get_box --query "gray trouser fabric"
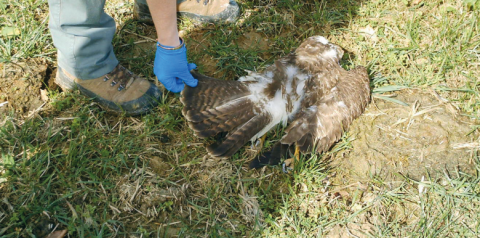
[48,0,118,80]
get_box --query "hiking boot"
[134,0,240,24]
[55,64,162,116]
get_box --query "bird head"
[295,36,344,70]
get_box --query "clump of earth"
[333,89,478,183]
[0,59,55,120]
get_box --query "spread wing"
[181,72,272,158]
[281,67,370,153]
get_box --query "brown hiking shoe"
[134,0,240,23]
[55,64,162,116]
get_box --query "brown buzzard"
[181,36,370,168]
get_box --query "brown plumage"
[180,36,370,167]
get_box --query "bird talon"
[282,162,293,173]
[254,139,261,148]
[252,134,268,151]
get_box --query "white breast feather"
[296,74,308,95]
[321,48,338,60]
[338,101,347,108]
[288,74,308,120]
[245,74,272,107]
[265,71,274,78]
[290,95,304,120]
[313,36,329,44]
[250,89,289,141]
[285,66,297,79]
[242,59,310,142]
[284,66,298,94]
[239,71,272,82]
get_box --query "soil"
[0,59,55,120]
[333,89,478,183]
[235,31,270,52]
[186,29,271,79]
[185,28,226,78]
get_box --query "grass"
[1,0,480,237]
[0,0,55,62]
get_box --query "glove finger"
[181,72,198,88]
[188,63,197,71]
[169,80,185,93]
[157,77,178,92]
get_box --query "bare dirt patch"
[186,29,272,79]
[0,59,53,119]
[333,89,478,183]
[186,28,223,77]
[235,31,270,52]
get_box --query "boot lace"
[103,65,136,91]
[196,0,210,5]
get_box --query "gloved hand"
[154,41,198,93]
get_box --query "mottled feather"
[181,36,371,165]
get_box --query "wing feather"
[182,71,276,158]
[281,66,370,154]
[207,112,271,157]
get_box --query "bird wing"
[181,71,275,158]
[182,53,302,158]
[281,66,370,153]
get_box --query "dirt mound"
[0,59,53,119]
[333,89,478,182]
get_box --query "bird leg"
[252,134,268,152]
[282,144,300,173]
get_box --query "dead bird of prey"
[181,36,370,170]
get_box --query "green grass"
[1,0,480,237]
[0,0,55,62]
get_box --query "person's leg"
[48,0,161,116]
[48,0,117,80]
[134,0,240,24]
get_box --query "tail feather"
[297,133,314,153]
[207,112,271,157]
[249,142,293,169]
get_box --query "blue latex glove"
[154,42,198,93]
